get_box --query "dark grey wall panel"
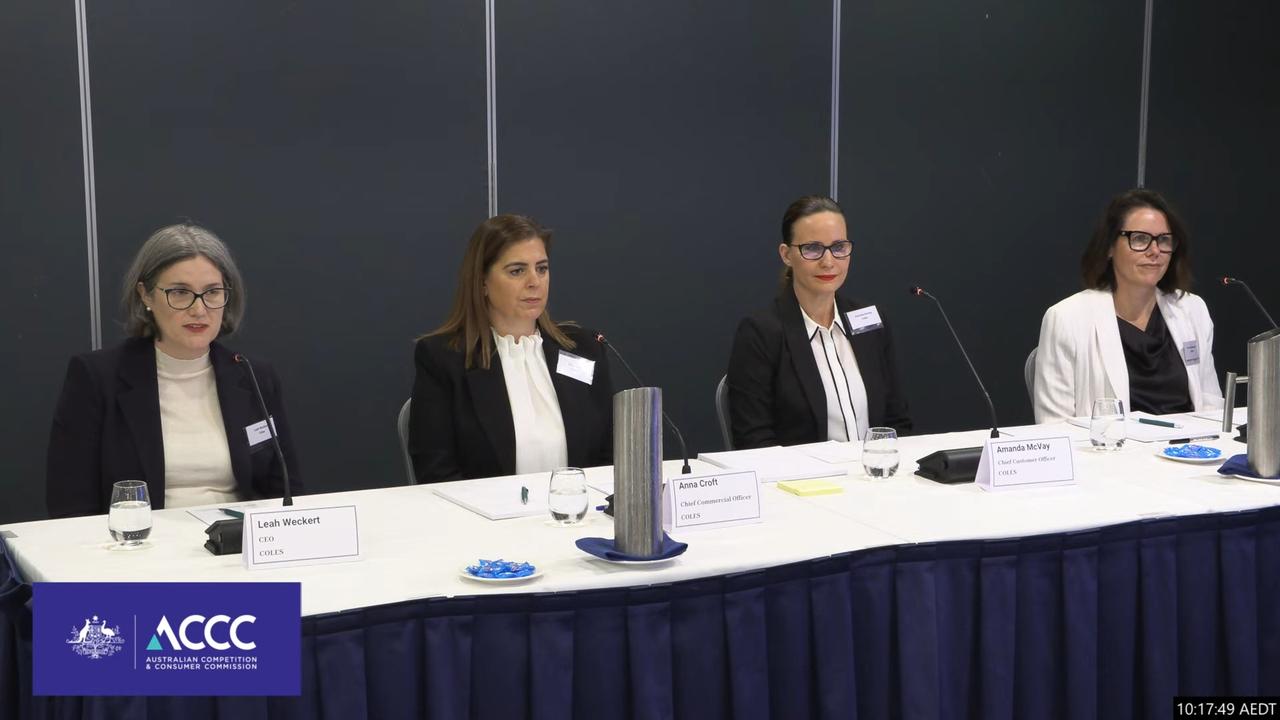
[840,0,1145,433]
[0,1,89,523]
[497,0,832,455]
[86,1,487,494]
[1146,1,1280,386]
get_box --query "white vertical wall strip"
[485,0,498,216]
[1136,0,1153,188]
[74,0,102,350]
[829,0,842,201]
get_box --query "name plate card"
[663,470,762,531]
[243,505,361,570]
[976,436,1076,491]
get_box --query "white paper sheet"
[697,446,844,483]
[433,475,550,520]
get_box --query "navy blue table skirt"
[2,507,1278,719]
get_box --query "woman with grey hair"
[45,224,302,518]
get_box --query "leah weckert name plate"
[34,582,300,696]
[244,504,361,570]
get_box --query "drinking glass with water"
[862,427,900,478]
[108,480,152,547]
[548,467,588,526]
[1090,398,1126,451]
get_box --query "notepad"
[698,446,842,483]
[776,479,844,496]
[433,475,549,520]
[1064,411,1216,443]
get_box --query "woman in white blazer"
[1034,189,1223,423]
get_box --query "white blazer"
[1033,288,1224,423]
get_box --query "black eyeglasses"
[156,287,232,310]
[1119,231,1177,253]
[789,239,854,261]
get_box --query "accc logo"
[147,615,257,651]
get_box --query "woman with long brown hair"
[408,214,613,482]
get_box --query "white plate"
[1232,474,1280,485]
[1156,446,1223,464]
[591,554,679,566]
[459,565,543,583]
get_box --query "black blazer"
[727,291,912,449]
[409,325,614,483]
[45,337,302,519]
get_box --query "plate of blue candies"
[460,559,541,583]
[1157,444,1223,464]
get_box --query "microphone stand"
[910,286,998,483]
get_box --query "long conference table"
[2,417,1279,719]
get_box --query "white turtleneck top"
[155,346,238,507]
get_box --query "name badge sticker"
[1182,340,1200,366]
[974,435,1076,491]
[245,417,277,447]
[557,351,595,385]
[845,306,884,335]
[243,505,361,570]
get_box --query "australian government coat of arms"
[66,615,125,659]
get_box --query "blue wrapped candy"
[465,558,536,579]
[1163,444,1222,460]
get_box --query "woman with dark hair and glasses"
[409,214,613,483]
[45,224,302,518]
[1033,188,1223,423]
[725,195,911,449]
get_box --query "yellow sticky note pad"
[776,479,844,497]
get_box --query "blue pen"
[220,508,244,519]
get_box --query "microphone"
[909,286,998,484]
[1222,276,1279,330]
[234,353,294,506]
[909,286,1000,438]
[595,332,692,475]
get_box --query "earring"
[145,306,152,312]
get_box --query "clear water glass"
[548,467,588,526]
[862,427,900,478]
[1090,397,1127,451]
[108,480,152,547]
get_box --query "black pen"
[1168,435,1219,445]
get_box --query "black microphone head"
[594,332,607,344]
[1222,276,1237,286]
[233,353,246,363]
[909,286,924,297]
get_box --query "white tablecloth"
[6,420,1276,617]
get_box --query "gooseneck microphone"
[1222,276,1279,330]
[595,333,693,475]
[910,286,1000,438]
[234,354,294,506]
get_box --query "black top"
[409,325,614,483]
[45,337,303,519]
[1117,306,1194,415]
[726,291,912,449]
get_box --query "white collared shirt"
[493,329,569,474]
[800,302,869,442]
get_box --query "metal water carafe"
[1223,328,1280,476]
[612,387,663,556]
